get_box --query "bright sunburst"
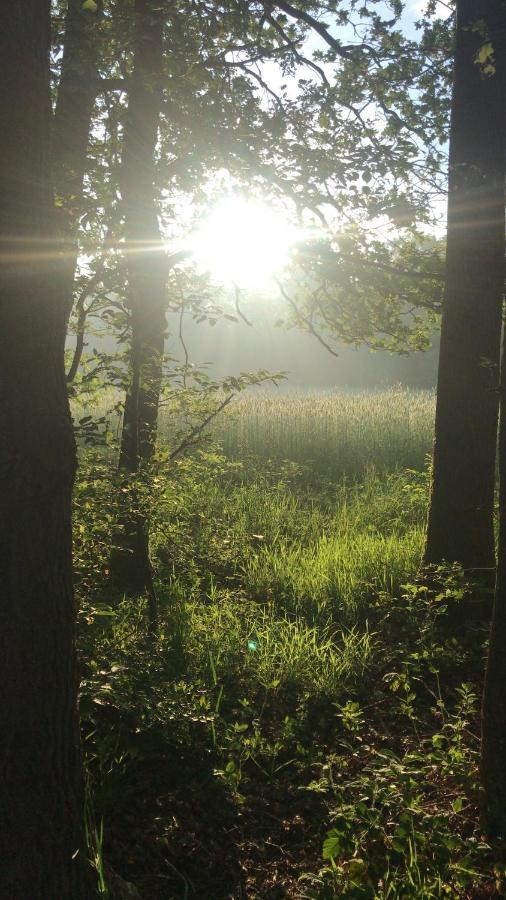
[189,197,298,289]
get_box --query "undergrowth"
[73,389,500,898]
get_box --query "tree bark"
[110,0,167,617]
[119,0,167,470]
[53,0,103,327]
[482,301,506,838]
[0,3,88,897]
[423,0,505,574]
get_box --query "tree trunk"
[119,0,167,471]
[53,0,103,326]
[110,0,166,618]
[0,3,88,896]
[119,298,166,472]
[423,0,505,574]
[482,305,506,838]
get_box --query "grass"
[74,387,500,898]
[74,384,435,478]
[198,386,435,476]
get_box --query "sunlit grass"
[198,386,435,477]
[76,388,433,706]
[245,526,424,624]
[75,386,494,898]
[163,594,376,702]
[146,465,428,698]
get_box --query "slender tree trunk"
[110,0,166,620]
[119,0,167,471]
[119,299,166,471]
[53,0,103,327]
[423,0,505,574]
[0,3,88,896]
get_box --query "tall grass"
[146,466,427,700]
[165,596,376,702]
[240,469,427,623]
[204,386,435,477]
[78,388,432,706]
[76,386,490,899]
[245,526,424,624]
[73,385,434,479]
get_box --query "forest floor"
[75,389,504,898]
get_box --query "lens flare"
[189,197,297,289]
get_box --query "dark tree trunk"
[119,0,167,472]
[423,0,505,574]
[110,0,166,619]
[53,0,103,326]
[0,3,88,897]
[119,302,166,472]
[482,308,506,838]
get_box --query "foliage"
[302,586,495,898]
[56,0,453,367]
[287,231,444,354]
[71,389,500,897]
[12,0,504,894]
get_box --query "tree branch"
[274,276,340,357]
[266,0,353,60]
[295,244,445,283]
[234,283,253,326]
[168,394,235,461]
[66,271,104,382]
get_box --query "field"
[202,387,435,476]
[75,388,497,898]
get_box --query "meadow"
[74,387,497,898]
[201,387,435,476]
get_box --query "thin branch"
[177,286,189,388]
[168,394,235,462]
[234,283,253,326]
[264,12,394,153]
[66,270,104,382]
[202,40,300,69]
[274,276,339,358]
[68,246,191,384]
[265,11,330,86]
[237,62,286,111]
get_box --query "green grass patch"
[73,388,500,898]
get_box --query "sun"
[189,197,298,289]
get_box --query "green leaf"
[452,796,464,813]
[475,41,495,74]
[82,0,98,10]
[322,829,342,861]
